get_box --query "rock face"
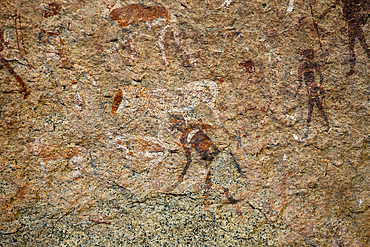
[0,0,369,245]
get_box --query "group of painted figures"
[110,0,370,206]
[320,0,370,76]
[297,0,370,136]
[1,0,369,209]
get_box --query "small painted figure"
[168,115,219,191]
[107,3,192,66]
[320,0,370,76]
[239,60,255,73]
[236,59,271,123]
[43,3,61,18]
[295,49,329,139]
[168,114,241,206]
[112,88,123,115]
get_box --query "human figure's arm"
[319,0,340,19]
[294,65,303,97]
[315,62,324,91]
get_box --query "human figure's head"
[301,49,315,60]
[169,114,186,132]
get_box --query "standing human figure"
[320,0,370,76]
[167,115,220,192]
[167,114,244,209]
[295,49,329,139]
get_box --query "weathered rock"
[1,0,369,245]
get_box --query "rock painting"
[295,49,329,140]
[113,79,220,129]
[320,0,370,76]
[106,3,192,66]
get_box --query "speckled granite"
[1,0,369,246]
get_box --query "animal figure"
[114,80,221,126]
[106,3,192,66]
[110,4,170,27]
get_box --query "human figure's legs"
[356,24,370,58]
[301,97,315,140]
[347,22,357,76]
[165,160,192,192]
[203,167,213,205]
[346,18,370,76]
[306,97,315,129]
[315,97,330,130]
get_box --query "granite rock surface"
[1,0,369,246]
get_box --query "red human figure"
[320,0,370,76]
[295,49,329,139]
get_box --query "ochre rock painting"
[107,2,192,66]
[320,0,370,76]
[1,0,369,246]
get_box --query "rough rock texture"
[1,0,369,246]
